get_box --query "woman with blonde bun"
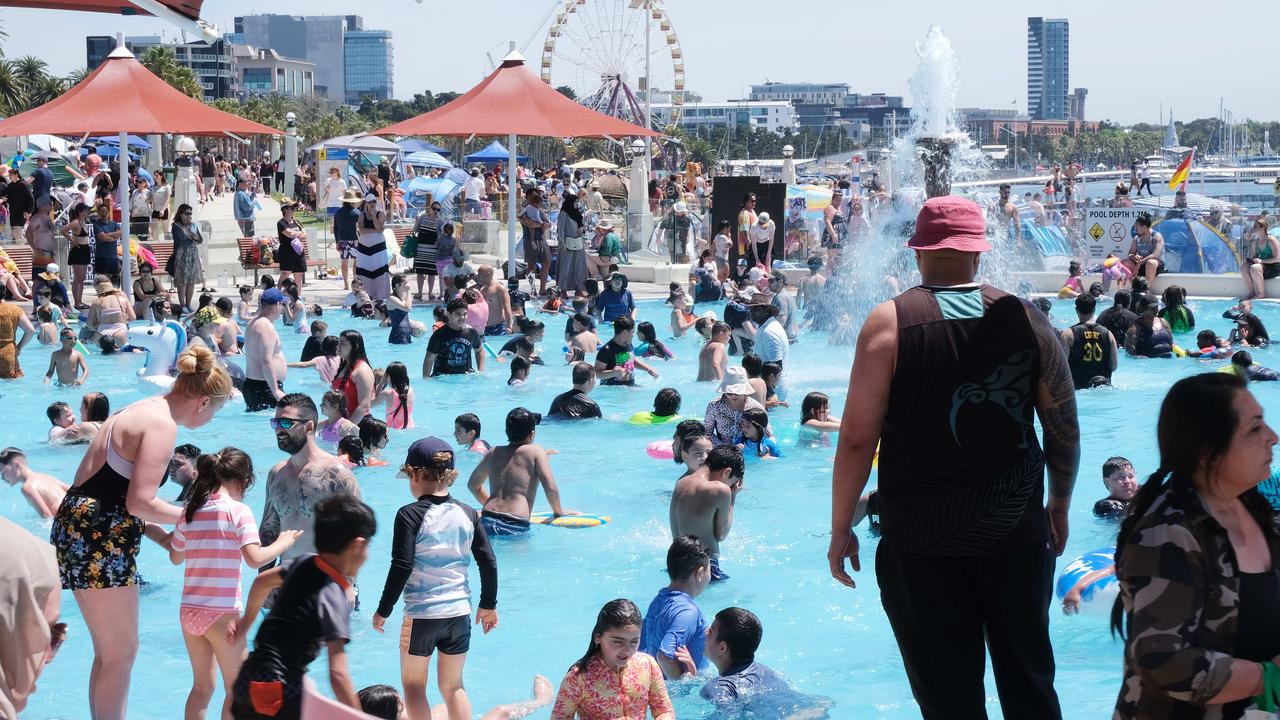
[50,344,232,720]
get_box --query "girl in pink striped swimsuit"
[168,448,302,720]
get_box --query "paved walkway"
[144,195,679,306]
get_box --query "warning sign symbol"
[1110,223,1127,241]
[1089,223,1104,240]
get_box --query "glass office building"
[343,29,393,105]
[1027,17,1069,121]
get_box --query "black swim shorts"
[400,615,471,657]
[243,378,282,412]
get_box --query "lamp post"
[627,137,650,253]
[283,111,297,200]
[781,144,796,185]
[173,135,199,212]
[999,125,1019,175]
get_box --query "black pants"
[261,175,272,194]
[876,540,1061,720]
[1138,178,1152,196]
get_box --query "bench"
[141,241,174,278]
[237,237,326,284]
[1,244,33,278]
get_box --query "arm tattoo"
[1031,304,1081,499]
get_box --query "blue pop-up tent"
[90,134,151,149]
[398,138,450,156]
[465,140,527,164]
[1155,218,1241,274]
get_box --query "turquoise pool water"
[6,295,1280,719]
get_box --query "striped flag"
[1167,147,1196,191]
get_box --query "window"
[243,67,273,92]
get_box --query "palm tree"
[11,56,48,88]
[140,46,202,99]
[28,75,66,106]
[0,61,22,115]
[65,67,90,86]
[684,137,719,169]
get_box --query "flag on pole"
[1168,147,1196,191]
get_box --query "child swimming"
[735,408,783,459]
[797,392,841,447]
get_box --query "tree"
[140,46,202,99]
[555,85,577,101]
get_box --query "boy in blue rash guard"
[640,535,712,679]
[374,437,498,720]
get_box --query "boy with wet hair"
[1093,456,1137,520]
[453,413,491,455]
[640,535,713,680]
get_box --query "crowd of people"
[5,133,1280,720]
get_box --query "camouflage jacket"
[1114,482,1278,719]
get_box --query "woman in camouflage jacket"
[1112,373,1280,719]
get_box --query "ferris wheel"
[539,0,686,128]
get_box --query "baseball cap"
[398,436,455,476]
[260,288,285,305]
[907,196,991,252]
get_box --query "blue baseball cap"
[260,288,285,305]
[399,436,455,476]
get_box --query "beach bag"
[399,231,418,259]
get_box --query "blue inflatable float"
[1055,547,1116,603]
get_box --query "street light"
[999,126,1020,175]
[631,138,646,158]
[781,144,796,185]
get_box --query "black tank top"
[878,285,1047,556]
[1132,321,1172,357]
[1067,322,1114,389]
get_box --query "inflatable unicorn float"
[127,320,244,394]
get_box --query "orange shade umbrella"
[371,51,657,276]
[0,46,278,295]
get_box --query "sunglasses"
[269,417,306,431]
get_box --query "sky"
[1,0,1275,126]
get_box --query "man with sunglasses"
[259,393,360,568]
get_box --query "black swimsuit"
[50,422,144,590]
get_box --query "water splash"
[824,26,1015,330]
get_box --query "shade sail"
[370,53,659,140]
[4,0,202,19]
[0,47,278,137]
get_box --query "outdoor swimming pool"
[7,295,1280,719]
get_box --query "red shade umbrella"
[371,51,658,277]
[0,47,277,137]
[5,0,202,18]
[0,45,278,293]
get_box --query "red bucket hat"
[907,196,991,252]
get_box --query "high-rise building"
[1027,17,1069,121]
[1068,87,1088,121]
[86,35,234,101]
[343,29,394,105]
[233,14,392,104]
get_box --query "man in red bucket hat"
[826,196,1079,718]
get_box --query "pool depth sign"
[1084,207,1145,262]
